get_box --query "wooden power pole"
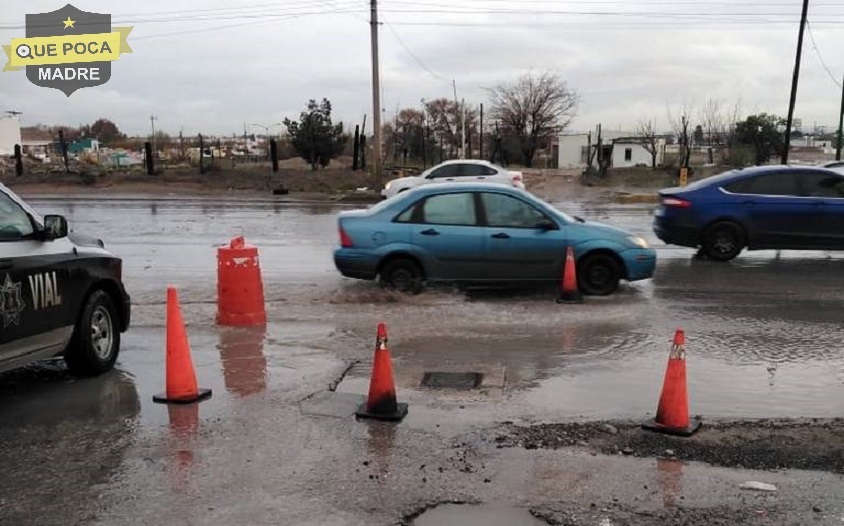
[782,0,810,165]
[837,75,844,161]
[370,0,383,190]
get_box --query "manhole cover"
[421,372,483,389]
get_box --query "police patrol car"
[0,183,130,376]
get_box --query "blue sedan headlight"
[627,235,649,249]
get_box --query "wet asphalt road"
[1,193,843,525]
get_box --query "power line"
[382,20,450,82]
[805,20,842,88]
[4,1,839,29]
[0,2,364,30]
[389,0,844,4]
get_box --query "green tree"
[734,113,785,165]
[90,118,124,144]
[283,99,348,170]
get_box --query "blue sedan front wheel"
[577,254,622,296]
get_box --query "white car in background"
[381,160,525,199]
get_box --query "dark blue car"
[334,183,656,295]
[653,165,844,261]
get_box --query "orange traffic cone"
[556,246,583,304]
[153,286,212,404]
[355,323,408,421]
[642,329,701,436]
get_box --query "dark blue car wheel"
[577,254,621,296]
[702,221,744,261]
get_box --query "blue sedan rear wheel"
[379,257,424,294]
[577,254,621,296]
[702,220,745,261]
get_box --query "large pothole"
[410,503,547,526]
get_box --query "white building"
[557,130,634,169]
[0,114,22,156]
[611,137,666,168]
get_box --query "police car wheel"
[65,290,120,376]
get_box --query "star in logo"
[63,17,76,29]
[0,274,25,329]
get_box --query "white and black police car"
[0,183,130,376]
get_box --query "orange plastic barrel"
[216,236,267,326]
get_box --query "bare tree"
[723,97,743,146]
[667,102,694,168]
[636,119,660,169]
[699,98,721,146]
[422,99,478,159]
[487,71,579,167]
[666,101,695,143]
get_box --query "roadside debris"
[740,481,778,492]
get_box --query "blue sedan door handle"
[491,232,510,239]
[420,228,440,236]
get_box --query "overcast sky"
[2,0,844,137]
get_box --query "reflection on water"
[0,367,141,525]
[218,326,268,397]
[656,458,684,509]
[366,421,397,475]
[167,402,200,493]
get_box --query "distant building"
[0,114,22,156]
[67,137,100,154]
[610,137,666,168]
[557,130,644,169]
[104,151,143,167]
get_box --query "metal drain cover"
[421,372,483,389]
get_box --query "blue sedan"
[653,165,844,261]
[333,183,656,295]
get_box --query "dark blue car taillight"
[661,196,692,208]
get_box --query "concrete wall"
[0,116,22,156]
[557,134,589,168]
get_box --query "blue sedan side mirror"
[536,219,558,231]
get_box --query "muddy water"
[22,195,844,420]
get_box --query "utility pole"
[150,115,158,161]
[370,0,383,190]
[461,98,466,159]
[452,80,460,158]
[782,0,810,165]
[479,103,484,160]
[837,75,844,161]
